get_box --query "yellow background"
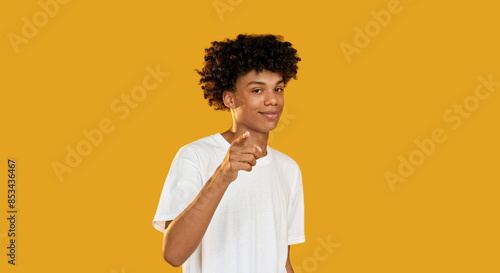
[1,0,499,272]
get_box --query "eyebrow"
[247,79,284,86]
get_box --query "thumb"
[253,144,263,159]
[233,131,250,145]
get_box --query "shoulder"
[268,147,303,191]
[269,146,301,172]
[175,134,222,161]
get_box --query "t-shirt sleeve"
[287,164,305,245]
[152,145,204,232]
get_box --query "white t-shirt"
[152,133,305,273]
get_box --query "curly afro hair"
[196,34,301,111]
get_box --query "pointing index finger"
[233,131,250,145]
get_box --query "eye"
[275,87,284,92]
[252,89,263,93]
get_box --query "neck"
[221,126,269,157]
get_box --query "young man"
[152,34,305,272]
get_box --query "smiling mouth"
[259,111,280,119]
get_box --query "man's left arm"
[286,245,294,273]
[286,163,304,273]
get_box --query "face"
[223,69,285,133]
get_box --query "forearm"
[162,166,230,266]
[286,245,294,273]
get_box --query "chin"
[260,124,280,133]
[248,119,280,133]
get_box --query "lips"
[260,111,280,119]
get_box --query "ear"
[222,90,235,109]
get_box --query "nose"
[264,90,278,106]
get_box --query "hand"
[219,131,263,183]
